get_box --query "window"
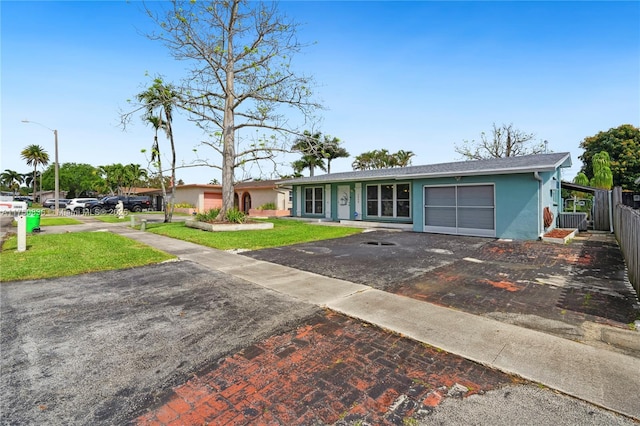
[365,183,411,218]
[304,187,323,214]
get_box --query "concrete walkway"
[21,219,640,420]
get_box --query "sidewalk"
[27,220,640,419]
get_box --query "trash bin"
[26,209,41,233]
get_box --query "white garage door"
[424,184,495,237]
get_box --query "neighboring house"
[278,152,572,240]
[172,184,223,212]
[234,180,292,215]
[168,180,291,215]
[122,187,159,195]
[39,190,68,202]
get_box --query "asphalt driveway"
[243,230,640,346]
[2,221,639,424]
[0,261,317,425]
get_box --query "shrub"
[172,202,195,208]
[194,208,220,222]
[257,202,277,210]
[225,208,246,224]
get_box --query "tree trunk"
[218,1,238,221]
[167,114,176,223]
[32,167,37,202]
[153,135,169,223]
[220,91,235,219]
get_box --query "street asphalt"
[1,215,639,425]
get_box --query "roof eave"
[279,153,573,185]
[401,165,564,180]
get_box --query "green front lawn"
[39,217,83,226]
[7,216,82,229]
[0,218,361,282]
[146,218,363,251]
[0,232,175,282]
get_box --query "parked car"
[101,195,151,213]
[42,198,70,210]
[65,198,98,214]
[83,198,106,215]
[13,196,33,202]
[13,196,33,206]
[83,195,151,215]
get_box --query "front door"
[242,193,251,214]
[337,185,350,220]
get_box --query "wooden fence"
[613,187,640,294]
[593,190,611,231]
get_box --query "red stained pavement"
[136,310,515,425]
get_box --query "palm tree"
[99,163,127,195]
[138,78,179,222]
[373,149,393,168]
[1,169,23,195]
[321,136,349,174]
[292,131,349,175]
[394,150,415,167]
[292,131,326,177]
[123,164,148,195]
[21,144,49,201]
[22,172,42,201]
[352,151,375,170]
[292,156,327,177]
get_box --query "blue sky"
[2,1,639,185]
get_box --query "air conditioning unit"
[558,212,588,231]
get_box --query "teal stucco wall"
[291,171,551,239]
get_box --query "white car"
[65,198,98,214]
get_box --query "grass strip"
[0,232,175,282]
[146,218,363,251]
[39,217,83,226]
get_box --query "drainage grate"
[363,241,396,246]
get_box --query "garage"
[423,184,495,237]
[203,192,222,211]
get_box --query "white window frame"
[304,186,324,215]
[365,182,411,219]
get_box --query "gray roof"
[279,152,572,185]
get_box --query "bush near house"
[257,202,277,210]
[194,209,221,222]
[173,202,195,208]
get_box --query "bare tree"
[455,123,545,160]
[145,0,320,220]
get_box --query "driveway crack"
[492,343,507,363]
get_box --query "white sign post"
[17,215,26,252]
